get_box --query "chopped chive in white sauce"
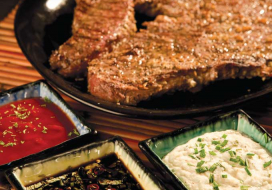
[162,130,272,190]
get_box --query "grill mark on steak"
[87,0,272,105]
[50,0,136,78]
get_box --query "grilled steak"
[88,0,272,105]
[49,0,136,78]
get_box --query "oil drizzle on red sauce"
[0,98,77,165]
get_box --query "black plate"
[14,0,272,118]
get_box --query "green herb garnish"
[194,148,199,154]
[200,149,206,158]
[209,151,217,156]
[13,122,18,128]
[221,140,228,147]
[212,141,220,145]
[0,141,5,146]
[14,110,30,120]
[245,158,249,167]
[44,97,52,103]
[246,153,255,157]
[220,147,231,153]
[189,154,197,160]
[42,126,48,134]
[3,142,15,147]
[240,186,250,190]
[229,150,235,157]
[222,174,227,178]
[209,163,218,172]
[245,167,252,176]
[215,145,221,150]
[213,181,219,190]
[222,134,227,139]
[209,174,214,183]
[197,160,205,167]
[73,129,80,136]
[200,143,206,149]
[196,166,208,173]
[197,138,202,142]
[239,159,246,166]
[264,133,268,143]
[263,160,272,168]
[233,140,239,146]
[218,163,226,170]
[230,157,240,163]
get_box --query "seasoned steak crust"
[88,0,272,105]
[49,0,136,78]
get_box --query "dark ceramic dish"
[139,110,272,189]
[14,0,272,118]
[5,135,167,190]
[0,80,97,186]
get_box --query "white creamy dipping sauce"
[162,130,272,190]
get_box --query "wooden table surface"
[1,6,272,188]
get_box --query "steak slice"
[49,0,136,78]
[88,0,272,105]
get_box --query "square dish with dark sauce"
[26,153,142,190]
[5,135,167,190]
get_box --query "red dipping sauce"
[0,98,77,165]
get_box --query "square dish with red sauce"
[0,80,97,187]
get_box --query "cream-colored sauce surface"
[162,130,272,190]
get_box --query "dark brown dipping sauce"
[26,153,143,190]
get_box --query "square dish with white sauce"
[0,80,96,188]
[5,135,167,190]
[139,110,272,190]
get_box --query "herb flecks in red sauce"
[0,98,77,165]
[26,154,142,190]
